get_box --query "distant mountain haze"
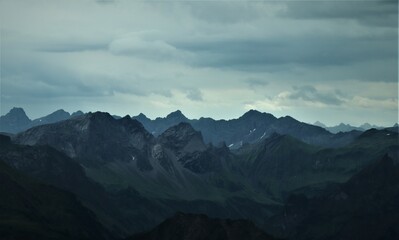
[0,107,84,134]
[1,107,393,137]
[313,120,385,133]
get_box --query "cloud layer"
[0,0,397,126]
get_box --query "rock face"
[13,112,234,199]
[14,112,229,176]
[127,212,279,240]
[157,123,224,174]
[14,112,155,169]
[159,122,206,153]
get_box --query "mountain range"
[1,108,398,239]
[0,107,83,134]
[0,108,369,148]
[313,121,385,134]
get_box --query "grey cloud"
[37,43,108,53]
[246,78,268,88]
[0,0,397,125]
[186,89,203,101]
[109,35,188,62]
[283,0,398,27]
[289,85,344,106]
[186,2,260,24]
[1,55,147,99]
[170,34,397,79]
[154,90,173,98]
[96,0,115,4]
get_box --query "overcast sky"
[0,0,397,126]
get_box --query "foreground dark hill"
[0,149,111,239]
[0,134,180,237]
[268,154,399,240]
[233,129,399,200]
[127,212,279,240]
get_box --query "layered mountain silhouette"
[1,108,398,239]
[2,108,364,147]
[0,107,84,134]
[133,109,361,148]
[313,121,385,133]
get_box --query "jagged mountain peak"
[85,111,115,122]
[166,110,188,120]
[71,110,84,117]
[3,107,30,121]
[41,109,70,118]
[278,115,297,122]
[159,122,206,152]
[118,115,148,132]
[243,109,261,116]
[241,109,274,120]
[8,107,28,116]
[136,113,150,120]
[31,109,71,127]
[0,107,32,133]
[52,109,68,114]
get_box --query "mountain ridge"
[2,108,398,239]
